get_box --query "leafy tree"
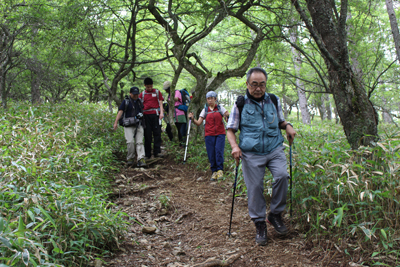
[289,0,381,148]
[148,0,268,121]
[79,0,170,111]
[0,1,31,108]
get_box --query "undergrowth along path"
[106,155,350,267]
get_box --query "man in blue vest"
[226,67,296,246]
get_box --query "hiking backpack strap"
[123,97,130,119]
[142,89,160,115]
[268,93,278,112]
[203,104,224,121]
[138,98,144,111]
[236,93,278,129]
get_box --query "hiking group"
[113,67,296,246]
[113,77,165,167]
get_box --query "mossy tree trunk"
[292,0,378,149]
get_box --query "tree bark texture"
[385,0,400,64]
[291,0,378,149]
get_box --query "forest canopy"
[1,0,400,148]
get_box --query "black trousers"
[144,114,162,157]
[175,122,187,145]
[165,123,173,141]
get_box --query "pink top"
[174,90,185,116]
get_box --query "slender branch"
[368,59,397,98]
[282,35,330,92]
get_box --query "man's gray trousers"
[242,145,289,223]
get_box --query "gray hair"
[246,67,268,82]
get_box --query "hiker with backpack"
[226,67,296,246]
[163,81,190,148]
[113,86,147,167]
[188,91,229,181]
[139,77,165,159]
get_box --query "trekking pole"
[183,119,191,164]
[228,160,240,237]
[289,139,293,218]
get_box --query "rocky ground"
[102,152,360,267]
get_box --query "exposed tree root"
[192,248,252,267]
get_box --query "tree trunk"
[292,0,378,149]
[382,98,392,123]
[318,95,326,121]
[386,0,400,64]
[290,24,311,124]
[325,94,332,120]
[0,67,7,109]
[31,65,41,104]
[382,110,391,123]
[283,95,289,120]
[334,105,340,124]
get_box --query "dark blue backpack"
[177,89,191,112]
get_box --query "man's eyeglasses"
[248,83,266,89]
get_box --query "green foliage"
[291,120,400,264]
[0,102,128,266]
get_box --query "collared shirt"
[226,93,285,132]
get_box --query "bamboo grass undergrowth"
[288,120,400,265]
[0,102,128,266]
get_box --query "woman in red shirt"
[189,91,229,181]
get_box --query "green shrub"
[0,102,128,266]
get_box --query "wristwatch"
[285,122,293,129]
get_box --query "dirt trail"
[105,154,349,267]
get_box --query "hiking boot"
[210,172,218,181]
[137,158,147,167]
[155,153,164,158]
[255,221,267,246]
[216,170,224,180]
[267,212,288,235]
[127,160,133,165]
